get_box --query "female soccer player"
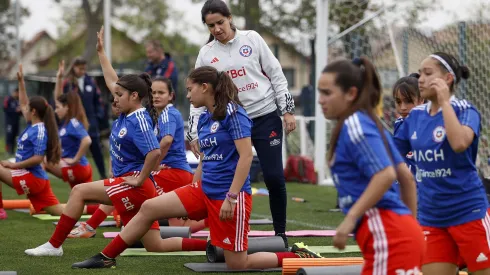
[394,52,489,275]
[392,73,424,190]
[45,60,93,189]
[24,45,162,256]
[187,0,296,242]
[71,65,319,269]
[150,76,207,232]
[0,64,64,217]
[318,57,424,274]
[151,77,193,195]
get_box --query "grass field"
[0,157,359,275]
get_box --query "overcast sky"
[18,0,209,45]
[18,0,486,46]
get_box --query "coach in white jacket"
[187,0,296,245]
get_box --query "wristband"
[226,192,238,200]
[226,196,238,204]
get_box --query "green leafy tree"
[0,0,29,62]
[55,0,198,64]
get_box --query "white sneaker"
[25,242,63,256]
[68,222,96,238]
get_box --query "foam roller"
[282,258,364,275]
[296,265,362,275]
[3,200,31,209]
[130,226,191,248]
[206,236,287,263]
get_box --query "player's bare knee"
[225,259,247,270]
[69,184,85,198]
[139,200,158,219]
[143,242,159,252]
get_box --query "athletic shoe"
[291,242,322,258]
[25,242,63,256]
[68,222,96,238]
[276,233,288,249]
[72,253,116,269]
[0,208,7,220]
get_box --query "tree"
[55,0,197,64]
[228,0,261,30]
[0,0,10,12]
[0,1,29,62]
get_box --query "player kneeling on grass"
[44,60,94,189]
[71,66,321,269]
[318,57,424,274]
[0,65,67,218]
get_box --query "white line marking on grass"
[251,213,336,230]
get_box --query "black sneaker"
[276,233,289,249]
[72,253,116,269]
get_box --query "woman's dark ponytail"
[139,73,158,127]
[187,66,243,121]
[213,71,241,120]
[324,57,391,162]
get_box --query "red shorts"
[61,162,93,188]
[422,209,490,272]
[11,169,60,212]
[104,172,159,230]
[152,167,193,195]
[356,208,424,275]
[175,181,251,251]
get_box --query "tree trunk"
[243,0,260,31]
[83,20,102,63]
[81,0,103,65]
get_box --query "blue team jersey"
[394,97,488,227]
[110,108,160,177]
[59,118,89,166]
[198,103,252,200]
[154,105,192,173]
[15,123,48,179]
[330,111,411,230]
[393,117,417,176]
[392,117,417,195]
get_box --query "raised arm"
[96,26,119,96]
[16,64,30,121]
[54,60,65,100]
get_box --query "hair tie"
[352,57,365,72]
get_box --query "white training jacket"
[186,30,295,142]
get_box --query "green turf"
[0,158,358,274]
